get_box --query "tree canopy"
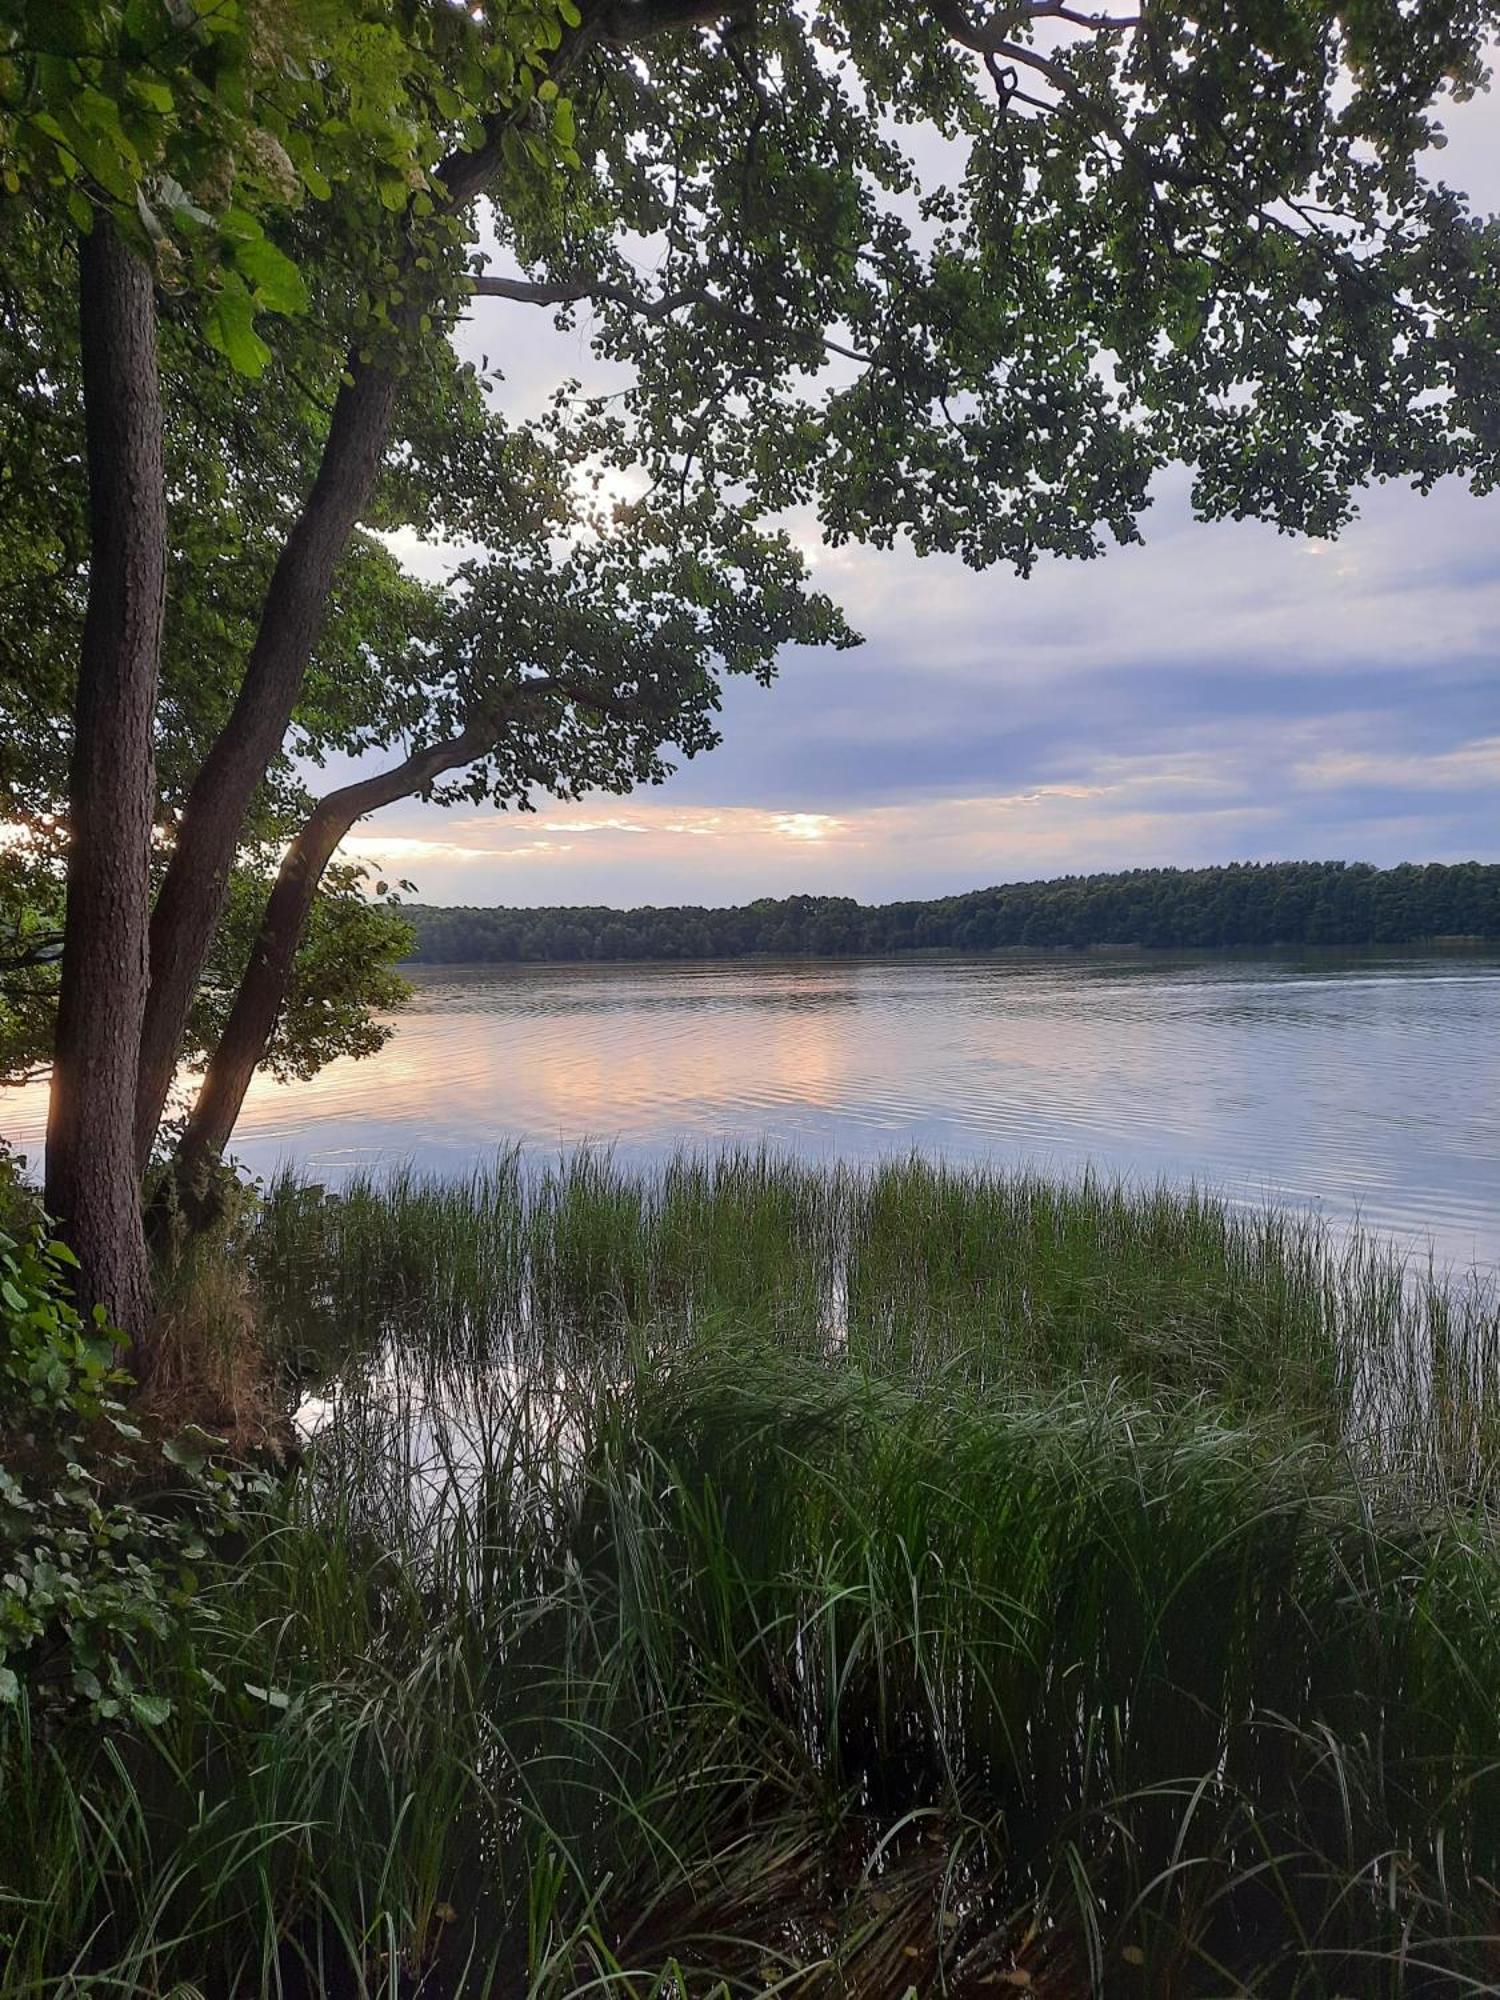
[402,862,1500,965]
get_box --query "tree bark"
[130,21,625,1172]
[130,89,559,1172]
[134,361,400,1167]
[45,217,165,1356]
[171,728,484,1204]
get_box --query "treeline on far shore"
[401,860,1500,965]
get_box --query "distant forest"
[402,862,1500,965]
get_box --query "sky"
[342,64,1500,913]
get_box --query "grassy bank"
[5,1156,1500,1995]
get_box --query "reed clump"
[4,1154,1499,1996]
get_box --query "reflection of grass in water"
[261,1150,1500,1486]
[8,1154,1500,1996]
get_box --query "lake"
[4,948,1498,1270]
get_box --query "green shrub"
[0,1211,255,1727]
[1,1224,116,1427]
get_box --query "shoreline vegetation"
[9,7,1500,1995]
[7,1153,1500,1995]
[401,861,1500,968]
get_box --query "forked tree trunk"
[128,83,571,1173]
[171,729,482,1210]
[128,67,590,1174]
[133,362,400,1169]
[45,217,165,1356]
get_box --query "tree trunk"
[45,217,165,1358]
[171,729,483,1209]
[133,362,400,1168]
[126,61,583,1172]
[128,62,591,1173]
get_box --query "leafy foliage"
[0,846,414,1090]
[0,0,580,372]
[187,860,414,1084]
[0,1226,113,1427]
[403,859,1500,964]
[0,1196,256,1725]
[533,0,1500,562]
[0,842,62,1087]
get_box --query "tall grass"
[5,1154,1500,1995]
[259,1152,1500,1492]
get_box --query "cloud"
[770,813,846,842]
[340,833,575,869]
[334,484,1500,900]
[334,754,1348,908]
[538,817,650,835]
[1293,738,1500,794]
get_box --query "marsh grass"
[137,1228,286,1453]
[258,1152,1500,1491]
[5,1154,1500,1995]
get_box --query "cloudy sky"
[344,75,1500,912]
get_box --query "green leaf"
[205,287,271,378]
[232,235,308,316]
[155,174,212,227]
[244,1681,291,1710]
[0,1667,18,1704]
[128,77,174,116]
[219,205,264,243]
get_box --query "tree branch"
[170,721,494,1197]
[1022,2,1139,29]
[471,271,880,366]
[470,273,709,319]
[135,26,611,1165]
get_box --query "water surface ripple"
[4,949,1496,1269]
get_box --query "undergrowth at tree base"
[4,1152,1500,1997]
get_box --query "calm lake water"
[5,949,1499,1270]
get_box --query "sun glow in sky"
[333,88,1500,911]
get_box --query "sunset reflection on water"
[3,950,1497,1270]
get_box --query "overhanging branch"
[470,272,879,367]
[470,273,710,320]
